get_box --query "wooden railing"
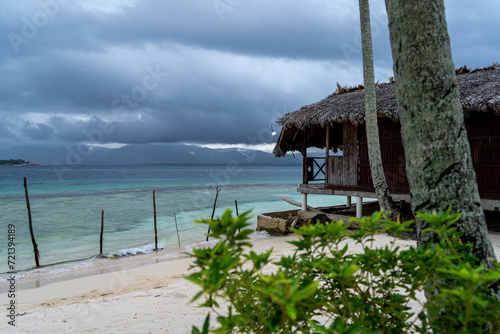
[303,157,326,184]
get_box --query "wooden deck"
[298,183,411,201]
[298,183,500,208]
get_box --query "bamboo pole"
[99,210,104,256]
[24,177,40,267]
[174,213,181,247]
[153,190,158,251]
[206,186,221,241]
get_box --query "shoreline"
[0,230,272,292]
[3,234,302,333]
[2,229,499,333]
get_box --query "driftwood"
[280,196,322,212]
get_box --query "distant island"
[0,144,303,166]
[0,159,39,166]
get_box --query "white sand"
[1,234,301,333]
[2,231,499,333]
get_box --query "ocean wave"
[0,230,273,287]
[2,258,96,280]
[105,243,166,258]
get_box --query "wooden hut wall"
[466,113,500,200]
[327,123,357,187]
[356,119,409,194]
[350,115,499,199]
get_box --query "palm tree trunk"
[358,0,402,221]
[384,0,497,270]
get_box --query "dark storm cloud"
[0,0,498,150]
[99,1,357,60]
[0,121,15,138]
[20,121,55,140]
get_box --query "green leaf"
[481,270,500,281]
[290,280,319,303]
[188,290,205,304]
[191,314,210,334]
[286,303,297,320]
[201,314,210,333]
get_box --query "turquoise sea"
[0,164,345,281]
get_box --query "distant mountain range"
[0,144,302,166]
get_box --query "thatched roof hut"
[273,64,500,157]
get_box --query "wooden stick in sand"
[99,210,104,256]
[206,186,221,241]
[235,200,241,233]
[174,213,181,247]
[24,177,40,267]
[153,190,158,251]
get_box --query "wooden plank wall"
[466,113,500,199]
[343,123,358,186]
[325,114,499,200]
[357,119,409,193]
[327,123,357,186]
[355,115,498,199]
[327,156,343,186]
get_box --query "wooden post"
[235,200,240,233]
[302,193,308,211]
[302,130,308,184]
[174,213,181,247]
[206,186,221,241]
[356,197,363,218]
[24,177,40,268]
[153,190,158,251]
[99,210,104,256]
[325,124,330,185]
[347,196,352,208]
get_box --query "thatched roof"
[273,64,500,157]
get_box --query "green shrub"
[186,207,500,333]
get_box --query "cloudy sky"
[1,0,498,152]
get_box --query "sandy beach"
[2,233,302,333]
[2,230,499,334]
